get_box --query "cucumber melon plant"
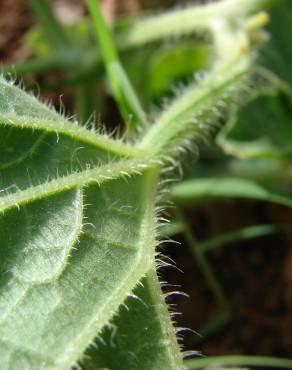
[0,0,279,369]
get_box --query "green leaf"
[82,270,184,370]
[147,43,211,98]
[0,78,160,369]
[0,174,159,369]
[139,32,252,155]
[0,77,139,157]
[27,0,70,49]
[186,355,292,369]
[218,87,292,160]
[171,177,292,207]
[217,0,292,161]
[263,0,292,86]
[0,0,272,366]
[200,223,292,252]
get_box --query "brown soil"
[162,200,292,361]
[0,0,32,63]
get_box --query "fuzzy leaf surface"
[0,79,159,369]
[82,270,184,370]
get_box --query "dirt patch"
[162,201,292,360]
[0,0,32,63]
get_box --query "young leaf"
[217,87,292,160]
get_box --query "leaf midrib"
[0,114,141,158]
[0,157,155,214]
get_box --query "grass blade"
[86,0,147,134]
[200,224,292,252]
[185,355,292,369]
[27,0,70,48]
[171,177,292,208]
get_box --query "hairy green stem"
[139,53,250,154]
[5,0,270,79]
[0,157,155,214]
[118,0,270,48]
[137,7,262,154]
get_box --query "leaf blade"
[0,78,140,157]
[0,172,159,369]
[171,177,292,208]
[82,269,184,370]
[185,355,292,369]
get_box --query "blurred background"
[1,0,292,364]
